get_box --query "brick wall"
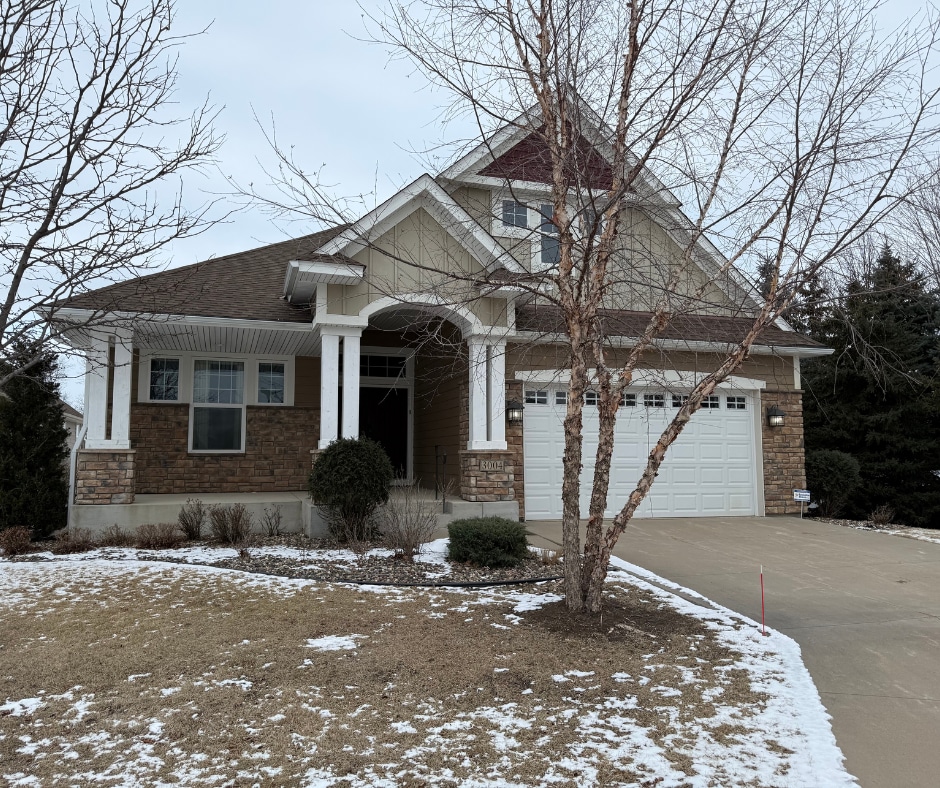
[75,450,136,504]
[130,404,319,494]
[762,389,806,515]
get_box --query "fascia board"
[439,107,541,182]
[284,259,365,302]
[52,307,314,333]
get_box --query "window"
[258,362,285,404]
[644,393,665,408]
[191,360,244,452]
[701,395,720,409]
[539,204,560,266]
[524,389,548,405]
[555,390,568,406]
[502,200,528,228]
[149,358,179,401]
[584,391,599,406]
[726,396,747,410]
[360,354,406,378]
[672,394,689,408]
[622,393,637,407]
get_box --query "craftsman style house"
[55,108,828,533]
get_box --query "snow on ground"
[0,549,856,787]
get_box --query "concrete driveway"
[525,516,940,788]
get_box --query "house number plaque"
[480,459,505,471]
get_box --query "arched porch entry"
[315,295,515,506]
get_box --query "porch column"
[467,338,489,450]
[83,334,110,448]
[319,332,340,449]
[467,337,507,451]
[109,331,133,450]
[341,331,361,438]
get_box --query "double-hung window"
[191,360,245,452]
[539,204,560,266]
[502,200,528,228]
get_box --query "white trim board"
[515,368,768,391]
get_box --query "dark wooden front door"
[359,387,409,477]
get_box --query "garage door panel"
[524,388,758,519]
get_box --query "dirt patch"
[0,562,773,786]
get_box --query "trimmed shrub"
[51,528,95,555]
[209,503,252,545]
[447,517,528,568]
[178,498,207,541]
[98,524,135,547]
[806,449,861,517]
[378,482,437,561]
[0,526,32,556]
[309,438,394,542]
[137,523,183,550]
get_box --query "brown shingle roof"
[63,227,347,323]
[515,304,825,349]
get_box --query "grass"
[0,561,772,786]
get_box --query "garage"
[522,384,762,519]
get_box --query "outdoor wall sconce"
[506,399,524,425]
[766,404,786,428]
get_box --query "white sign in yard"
[793,489,811,502]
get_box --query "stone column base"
[75,450,136,505]
[459,450,514,502]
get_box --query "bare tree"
[245,0,940,613]
[0,0,222,389]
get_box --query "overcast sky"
[57,0,931,406]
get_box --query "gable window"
[149,358,179,401]
[726,396,747,410]
[191,360,244,452]
[502,200,528,228]
[258,362,285,404]
[644,393,665,408]
[539,204,560,266]
[524,389,547,405]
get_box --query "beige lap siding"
[130,404,319,494]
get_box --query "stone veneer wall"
[505,380,526,519]
[761,389,806,515]
[459,450,515,502]
[130,404,319,494]
[75,450,136,504]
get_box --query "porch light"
[506,399,524,425]
[766,404,786,428]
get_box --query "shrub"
[378,482,438,561]
[260,505,282,537]
[805,449,861,517]
[209,503,252,545]
[98,524,135,547]
[136,523,183,550]
[0,526,32,556]
[178,498,207,541]
[870,504,895,527]
[447,517,528,568]
[51,528,95,555]
[309,438,394,543]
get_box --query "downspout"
[67,423,87,531]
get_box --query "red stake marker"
[760,565,769,637]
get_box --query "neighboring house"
[60,400,83,454]
[51,106,829,533]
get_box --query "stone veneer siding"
[761,389,806,515]
[75,450,136,504]
[130,403,319,494]
[506,380,526,519]
[459,450,515,502]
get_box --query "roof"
[63,227,346,323]
[515,304,826,350]
[59,399,82,420]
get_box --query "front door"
[359,387,409,478]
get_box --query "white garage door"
[523,387,759,519]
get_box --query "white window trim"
[189,358,248,454]
[137,351,295,407]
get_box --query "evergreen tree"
[0,343,69,537]
[803,243,940,527]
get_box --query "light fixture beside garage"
[506,399,524,425]
[766,404,786,428]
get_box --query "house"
[60,400,83,454]
[51,108,829,534]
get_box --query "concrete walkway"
[525,516,940,788]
